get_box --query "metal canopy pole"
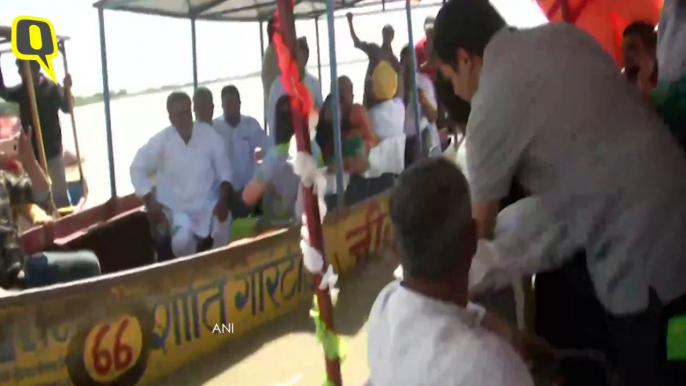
[98,7,117,198]
[314,17,323,93]
[326,0,345,210]
[259,20,267,129]
[191,17,199,90]
[405,0,422,158]
[259,20,265,60]
[59,42,87,203]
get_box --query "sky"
[0,0,547,97]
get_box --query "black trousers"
[535,255,614,385]
[404,135,418,168]
[607,291,686,386]
[536,255,686,386]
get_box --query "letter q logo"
[11,16,59,84]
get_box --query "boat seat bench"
[54,209,156,274]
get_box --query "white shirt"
[130,122,232,236]
[455,142,583,292]
[267,72,323,140]
[367,281,533,386]
[212,115,273,190]
[368,98,405,141]
[404,73,441,156]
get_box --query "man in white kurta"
[213,85,273,191]
[131,92,234,259]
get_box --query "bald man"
[193,87,214,125]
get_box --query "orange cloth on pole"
[536,0,661,66]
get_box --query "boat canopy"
[92,0,370,21]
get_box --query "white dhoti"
[163,203,232,258]
[130,123,237,260]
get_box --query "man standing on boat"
[214,85,273,192]
[415,16,436,79]
[267,37,323,141]
[193,87,215,126]
[0,57,72,209]
[432,0,686,385]
[261,18,279,119]
[346,12,402,109]
[131,92,234,259]
[400,45,440,163]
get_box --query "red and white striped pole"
[272,0,342,384]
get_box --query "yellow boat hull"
[0,192,393,386]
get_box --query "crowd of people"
[129,11,455,261]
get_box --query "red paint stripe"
[568,0,593,24]
[272,4,313,127]
[272,1,342,385]
[546,0,561,20]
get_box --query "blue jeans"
[23,251,101,289]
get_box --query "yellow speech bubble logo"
[11,16,58,84]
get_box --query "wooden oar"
[21,61,58,218]
[59,41,87,209]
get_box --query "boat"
[0,0,438,384]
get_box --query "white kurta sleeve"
[130,130,165,198]
[210,130,233,184]
[469,197,579,293]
